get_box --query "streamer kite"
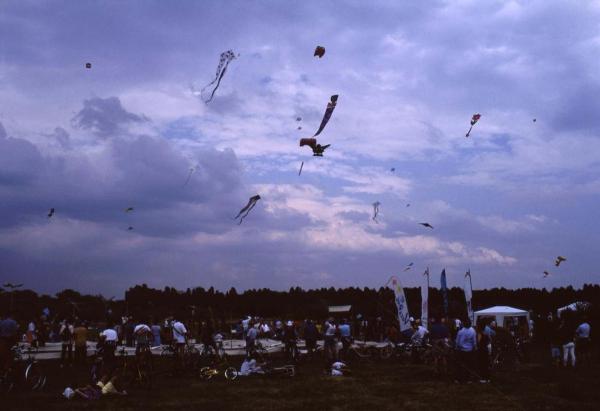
[314,95,338,137]
[183,167,196,187]
[200,50,236,103]
[298,161,304,176]
[314,46,325,58]
[372,201,380,223]
[299,138,330,156]
[234,195,261,225]
[465,113,481,137]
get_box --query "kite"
[200,50,236,103]
[390,168,395,172]
[543,271,550,278]
[296,117,302,122]
[314,95,338,137]
[372,201,381,223]
[533,118,537,123]
[128,226,134,231]
[555,256,567,267]
[465,113,481,137]
[124,207,134,212]
[297,126,302,130]
[300,138,330,156]
[234,195,261,225]
[403,262,414,272]
[419,222,434,229]
[298,161,304,176]
[48,208,55,218]
[85,63,91,69]
[183,167,196,187]
[2,283,23,289]
[314,46,325,58]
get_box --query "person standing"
[151,321,161,347]
[338,319,352,359]
[0,312,19,373]
[323,319,338,364]
[73,321,88,365]
[476,322,491,383]
[575,318,591,366]
[455,319,477,383]
[303,319,319,358]
[245,322,259,357]
[59,319,74,368]
[559,320,576,367]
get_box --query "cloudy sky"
[1,0,599,296]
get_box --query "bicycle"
[198,365,238,381]
[0,345,46,394]
[115,346,153,389]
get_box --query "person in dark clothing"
[282,321,298,361]
[303,320,318,357]
[200,321,217,357]
[60,319,74,368]
[477,322,491,382]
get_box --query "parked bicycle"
[0,345,46,394]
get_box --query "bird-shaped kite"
[543,271,550,278]
[314,46,325,58]
[372,201,381,223]
[555,256,567,267]
[2,283,23,289]
[300,138,330,157]
[419,222,434,229]
[465,113,481,137]
[403,262,414,272]
[48,208,55,218]
[234,195,261,225]
[85,63,92,69]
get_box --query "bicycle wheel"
[24,362,46,391]
[224,367,238,381]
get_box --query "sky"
[1,0,599,297]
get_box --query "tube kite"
[201,50,236,103]
[465,113,481,137]
[372,201,380,223]
[314,95,338,137]
[234,195,261,225]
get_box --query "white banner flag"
[421,268,429,327]
[387,276,412,332]
[464,270,474,323]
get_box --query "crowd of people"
[0,306,595,396]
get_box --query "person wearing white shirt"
[100,326,118,369]
[172,320,188,365]
[134,323,152,356]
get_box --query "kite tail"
[298,161,304,176]
[204,64,229,104]
[238,202,257,225]
[465,125,473,137]
[183,169,194,187]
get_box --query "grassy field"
[5,352,600,411]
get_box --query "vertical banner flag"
[387,276,412,332]
[441,269,449,317]
[421,268,429,327]
[465,269,474,323]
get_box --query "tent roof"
[328,305,352,313]
[474,306,528,316]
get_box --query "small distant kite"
[85,63,91,69]
[298,161,304,176]
[314,95,338,137]
[419,222,434,229]
[128,226,134,231]
[48,208,55,218]
[297,126,302,130]
[403,262,414,272]
[555,256,566,267]
[543,271,550,278]
[183,167,196,187]
[234,195,261,225]
[533,118,537,123]
[372,201,381,223]
[406,203,411,207]
[300,138,330,157]
[124,207,134,212]
[296,117,302,122]
[314,46,325,58]
[465,113,481,138]
[201,50,236,103]
[390,168,395,172]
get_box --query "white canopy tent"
[474,305,530,328]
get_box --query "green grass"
[5,354,600,410]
